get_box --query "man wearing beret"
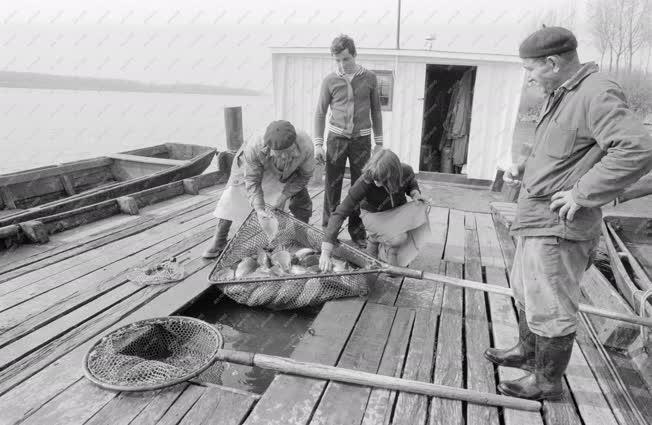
[484,26,652,400]
[203,120,314,258]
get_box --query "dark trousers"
[322,133,371,241]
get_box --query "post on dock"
[218,106,244,175]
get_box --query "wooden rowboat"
[0,143,216,228]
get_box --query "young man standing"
[485,26,652,400]
[314,34,384,249]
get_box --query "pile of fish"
[213,245,352,282]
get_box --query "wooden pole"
[383,267,652,329]
[216,349,541,412]
[224,106,243,151]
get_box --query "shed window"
[372,70,394,111]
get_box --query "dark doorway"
[420,64,476,174]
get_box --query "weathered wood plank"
[492,214,516,273]
[484,266,543,425]
[19,378,114,425]
[243,298,366,425]
[395,206,448,309]
[474,213,505,268]
[393,308,438,425]
[0,241,213,395]
[178,386,257,425]
[443,210,465,264]
[576,315,652,425]
[565,342,620,425]
[0,193,219,278]
[310,303,397,425]
[84,389,162,425]
[429,262,463,425]
[0,218,215,347]
[0,259,216,425]
[367,275,403,306]
[153,385,206,425]
[125,384,189,425]
[360,308,415,425]
[464,213,499,425]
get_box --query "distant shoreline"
[0,71,263,96]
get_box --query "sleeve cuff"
[313,137,324,147]
[374,136,383,144]
[321,241,334,253]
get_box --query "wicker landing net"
[208,208,381,310]
[84,316,223,392]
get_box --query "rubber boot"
[498,332,575,400]
[202,219,232,259]
[484,309,535,371]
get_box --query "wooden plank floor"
[0,179,645,425]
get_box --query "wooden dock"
[0,178,649,425]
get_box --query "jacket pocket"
[545,120,577,159]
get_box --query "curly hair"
[330,34,357,56]
[362,148,403,193]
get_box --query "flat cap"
[264,120,296,150]
[519,26,578,59]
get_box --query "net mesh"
[208,208,381,310]
[84,316,222,391]
[126,258,186,286]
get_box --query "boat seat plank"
[177,385,258,425]
[428,261,464,425]
[242,298,366,425]
[443,209,465,263]
[463,213,499,425]
[393,308,438,425]
[484,266,543,425]
[310,303,397,425]
[360,308,414,425]
[106,153,189,167]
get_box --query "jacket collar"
[336,65,366,78]
[557,62,599,93]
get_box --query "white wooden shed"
[271,47,526,181]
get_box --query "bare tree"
[589,1,615,70]
[623,0,652,74]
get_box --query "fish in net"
[208,209,380,310]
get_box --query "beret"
[519,26,578,59]
[264,120,296,150]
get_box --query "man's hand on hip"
[550,190,582,221]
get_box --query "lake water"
[0,88,274,174]
[179,288,318,394]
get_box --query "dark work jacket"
[324,164,420,245]
[511,62,652,240]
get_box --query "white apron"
[361,201,431,267]
[213,151,286,222]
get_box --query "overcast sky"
[2,0,598,92]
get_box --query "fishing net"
[126,258,186,286]
[208,208,382,310]
[83,316,222,391]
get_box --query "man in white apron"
[203,120,315,258]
